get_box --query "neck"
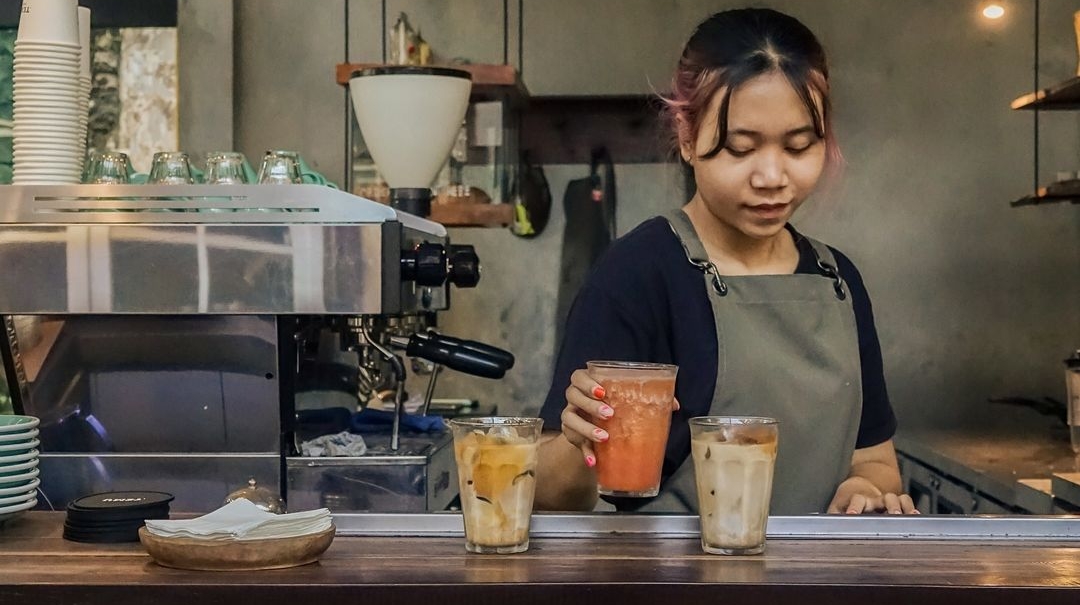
[683,195,796,275]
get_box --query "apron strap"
[663,209,847,300]
[664,210,729,296]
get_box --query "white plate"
[0,450,39,465]
[0,467,39,489]
[0,478,40,497]
[0,439,39,453]
[0,460,39,475]
[0,429,39,445]
[0,429,38,444]
[0,417,40,434]
[0,498,37,516]
[0,491,36,507]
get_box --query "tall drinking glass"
[450,417,543,554]
[257,150,302,184]
[690,416,778,555]
[147,151,195,184]
[587,361,677,497]
[204,151,249,184]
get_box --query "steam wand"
[361,323,406,451]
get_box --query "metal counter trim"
[330,513,1080,540]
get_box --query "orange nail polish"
[592,386,606,400]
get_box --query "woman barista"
[534,8,916,515]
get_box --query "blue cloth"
[350,408,446,433]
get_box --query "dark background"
[0,0,176,28]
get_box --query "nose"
[749,150,789,190]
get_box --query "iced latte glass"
[450,417,543,554]
[587,361,678,497]
[689,416,778,555]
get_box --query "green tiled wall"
[0,29,11,184]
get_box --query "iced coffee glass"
[587,361,678,497]
[450,417,543,554]
[689,416,778,555]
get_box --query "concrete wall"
[178,0,1080,432]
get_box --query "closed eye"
[724,146,754,158]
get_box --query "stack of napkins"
[144,499,332,541]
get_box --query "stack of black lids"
[63,491,174,543]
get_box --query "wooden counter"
[1,512,1079,605]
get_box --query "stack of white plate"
[12,0,87,185]
[0,415,41,525]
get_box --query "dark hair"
[662,8,842,171]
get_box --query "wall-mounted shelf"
[335,63,528,105]
[1010,76,1080,110]
[1010,76,1080,207]
[1010,179,1080,207]
[429,202,515,227]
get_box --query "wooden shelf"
[1010,179,1080,207]
[428,202,515,228]
[1011,76,1080,110]
[336,63,528,105]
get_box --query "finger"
[863,494,886,513]
[571,369,607,402]
[826,498,842,514]
[672,397,681,412]
[560,406,608,447]
[565,383,613,422]
[846,494,867,514]
[580,440,597,469]
[899,494,919,514]
[884,493,902,515]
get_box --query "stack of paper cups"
[78,7,90,175]
[12,0,85,185]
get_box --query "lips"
[745,203,790,219]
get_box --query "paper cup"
[13,98,81,108]
[79,7,91,79]
[14,58,80,69]
[16,0,80,46]
[14,65,79,78]
[13,43,81,55]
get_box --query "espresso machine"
[0,183,512,513]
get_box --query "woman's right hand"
[560,369,614,469]
[560,368,680,468]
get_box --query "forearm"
[533,432,599,511]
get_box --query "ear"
[674,113,695,164]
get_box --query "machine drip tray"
[287,431,457,513]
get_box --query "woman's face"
[682,70,827,241]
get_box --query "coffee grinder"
[348,66,472,217]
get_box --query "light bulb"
[982,4,1005,19]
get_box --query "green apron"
[641,209,863,515]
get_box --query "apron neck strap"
[663,209,846,300]
[664,210,729,296]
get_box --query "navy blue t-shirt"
[539,216,897,487]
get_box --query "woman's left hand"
[826,476,919,514]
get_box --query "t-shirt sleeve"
[538,282,656,432]
[832,248,897,449]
